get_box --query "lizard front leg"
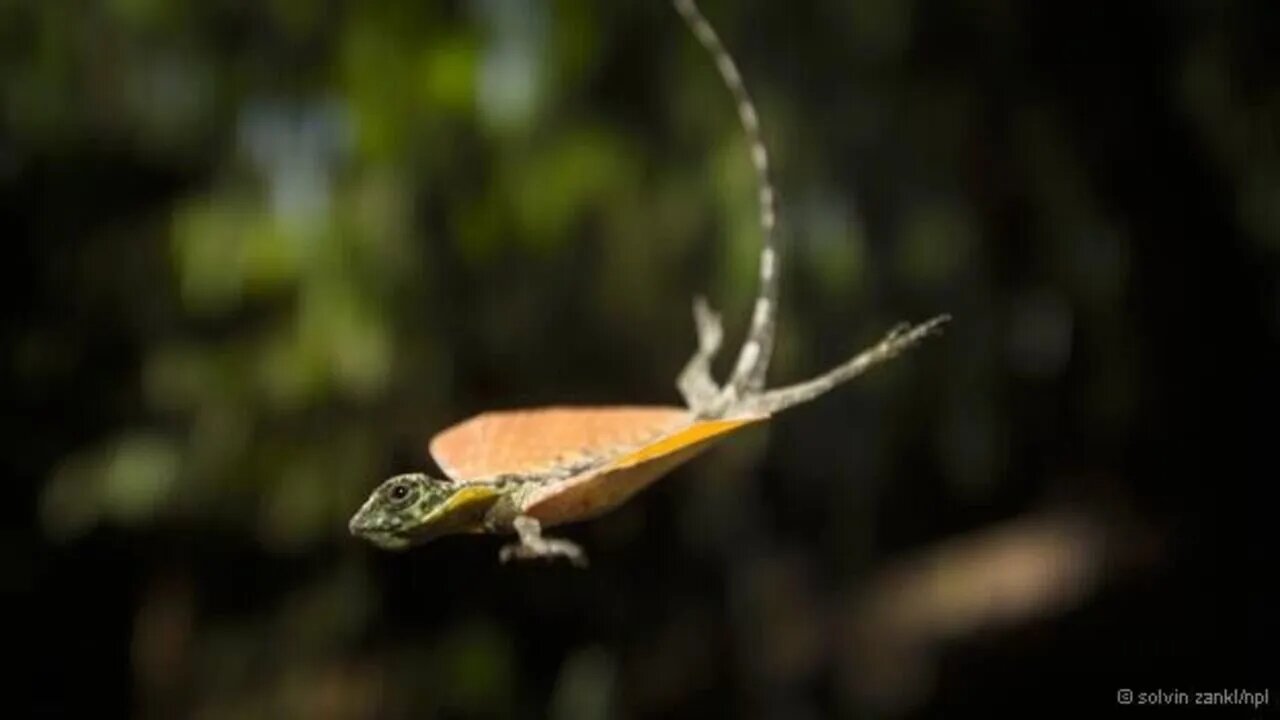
[499,515,588,568]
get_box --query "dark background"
[5,0,1275,717]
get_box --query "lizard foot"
[499,515,588,568]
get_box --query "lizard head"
[348,473,502,550]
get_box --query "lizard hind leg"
[673,0,782,405]
[499,515,589,568]
[746,314,951,415]
[677,295,726,415]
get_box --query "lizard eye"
[387,480,416,506]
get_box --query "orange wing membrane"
[428,406,692,481]
[522,414,768,527]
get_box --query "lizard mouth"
[349,520,411,551]
[347,501,461,549]
[359,531,411,551]
[347,507,412,550]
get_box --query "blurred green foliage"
[6,0,1275,717]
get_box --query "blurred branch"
[834,505,1160,713]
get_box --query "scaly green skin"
[348,469,568,551]
[350,469,597,566]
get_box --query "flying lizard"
[348,0,950,566]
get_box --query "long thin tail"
[672,0,780,399]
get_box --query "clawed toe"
[886,322,913,340]
[500,515,589,567]
[693,296,724,351]
[498,540,588,567]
